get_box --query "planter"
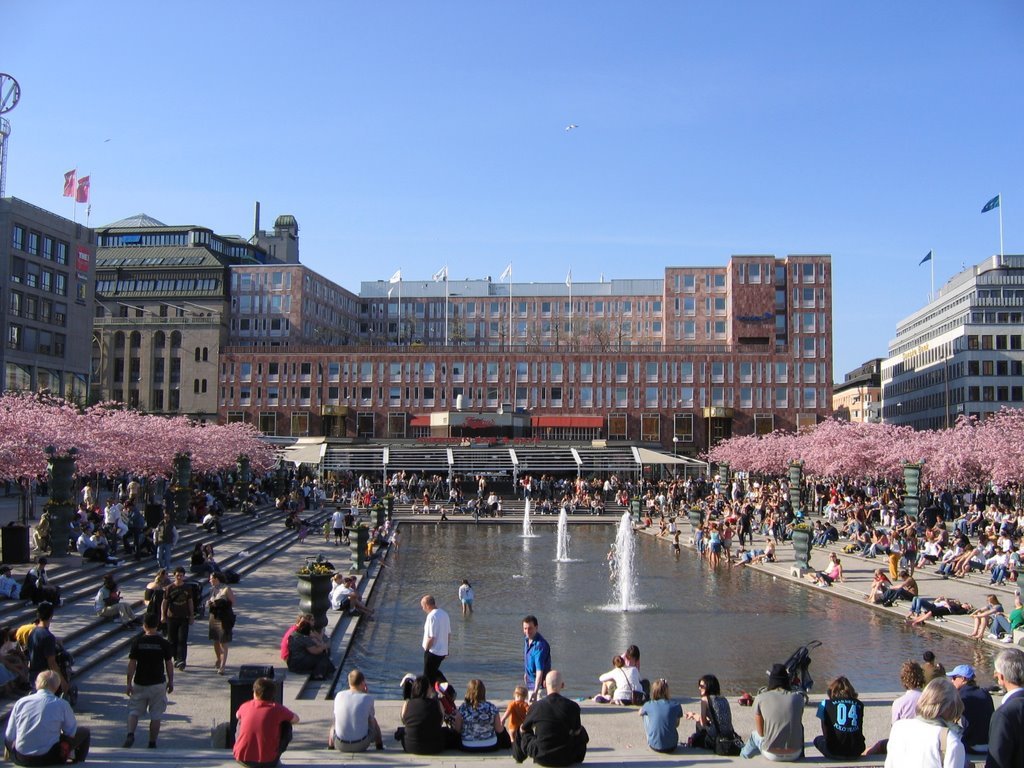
[350,525,370,572]
[687,507,703,531]
[791,528,813,571]
[46,451,78,556]
[296,573,332,632]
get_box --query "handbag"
[705,696,742,756]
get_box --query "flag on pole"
[919,251,932,266]
[62,169,77,197]
[389,269,402,284]
[500,263,512,282]
[982,194,1001,213]
[565,269,572,288]
[432,265,448,282]
[75,176,90,203]
[387,285,395,298]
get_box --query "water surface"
[350,524,990,699]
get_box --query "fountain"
[613,511,637,611]
[522,497,535,538]
[555,507,571,561]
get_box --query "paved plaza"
[0,493,1015,766]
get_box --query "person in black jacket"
[513,670,588,766]
[986,648,1024,768]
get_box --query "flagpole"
[508,264,513,351]
[931,250,935,301]
[398,277,402,346]
[444,266,449,346]
[999,193,1004,261]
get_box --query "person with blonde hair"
[640,678,682,753]
[885,677,966,767]
[455,678,509,751]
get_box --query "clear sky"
[5,2,1022,381]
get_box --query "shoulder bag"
[706,697,742,756]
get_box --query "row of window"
[5,363,87,400]
[227,359,826,386]
[7,324,67,357]
[363,298,666,319]
[8,291,68,327]
[10,257,69,296]
[224,383,828,411]
[225,409,798,441]
[10,226,70,264]
[95,277,220,293]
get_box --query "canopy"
[281,437,326,467]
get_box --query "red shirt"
[280,625,298,660]
[233,699,296,764]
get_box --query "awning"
[532,416,604,428]
[281,437,326,466]
[409,415,431,427]
[631,446,706,467]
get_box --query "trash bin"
[1,525,31,565]
[227,665,283,749]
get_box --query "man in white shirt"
[4,670,90,764]
[329,575,373,617]
[420,594,451,685]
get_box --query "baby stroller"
[762,640,821,703]
[57,646,78,708]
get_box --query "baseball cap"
[948,664,975,679]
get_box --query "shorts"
[129,682,169,718]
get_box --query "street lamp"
[672,436,679,456]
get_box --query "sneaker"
[122,734,135,748]
[1000,636,1014,643]
[988,633,1000,640]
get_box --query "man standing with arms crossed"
[123,614,174,749]
[420,595,450,685]
[523,615,552,704]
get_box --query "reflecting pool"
[349,524,990,698]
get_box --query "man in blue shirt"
[4,670,90,765]
[523,615,551,704]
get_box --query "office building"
[832,358,882,423]
[881,255,1024,429]
[220,254,833,454]
[0,197,94,401]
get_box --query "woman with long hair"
[455,679,510,751]
[207,571,235,674]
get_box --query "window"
[681,362,693,382]
[674,414,694,442]
[683,297,696,315]
[55,273,67,296]
[641,413,660,442]
[683,321,696,339]
[56,241,68,265]
[11,226,25,251]
[739,362,753,382]
[607,413,628,440]
[775,387,788,408]
[645,387,658,407]
[27,232,40,256]
[775,363,788,382]
[682,275,695,292]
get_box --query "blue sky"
[5,1,1022,380]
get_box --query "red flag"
[63,169,77,197]
[75,176,90,204]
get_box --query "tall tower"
[0,74,21,198]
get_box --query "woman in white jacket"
[885,677,966,768]
[594,655,642,705]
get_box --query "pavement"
[0,492,1016,766]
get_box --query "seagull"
[565,124,578,131]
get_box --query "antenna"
[0,73,22,198]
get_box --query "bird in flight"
[565,124,578,131]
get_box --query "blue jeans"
[156,543,172,570]
[741,731,802,761]
[991,566,1008,584]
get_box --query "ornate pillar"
[45,446,78,557]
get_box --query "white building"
[881,255,1024,429]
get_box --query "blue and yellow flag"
[982,194,1001,213]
